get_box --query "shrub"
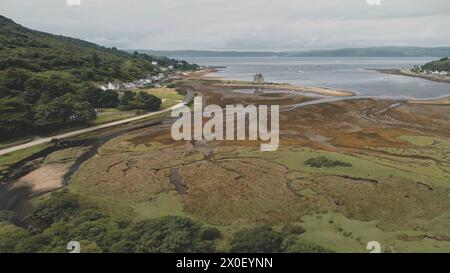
[201,227,221,241]
[281,236,332,253]
[230,226,284,253]
[131,216,211,253]
[0,222,31,252]
[281,224,305,235]
[305,156,352,168]
[31,190,80,225]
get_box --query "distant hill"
[133,50,279,58]
[282,47,450,57]
[138,47,450,58]
[0,15,196,139]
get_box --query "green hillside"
[422,57,450,72]
[0,15,197,140]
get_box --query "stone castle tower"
[253,73,265,84]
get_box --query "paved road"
[0,102,187,156]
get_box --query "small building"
[439,71,448,77]
[107,82,120,90]
[123,83,135,89]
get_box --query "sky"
[1,0,450,51]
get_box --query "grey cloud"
[0,0,449,50]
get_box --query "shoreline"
[407,96,450,105]
[215,82,355,97]
[372,68,450,83]
[185,68,450,104]
[184,68,355,97]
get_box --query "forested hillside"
[0,15,197,140]
[422,57,450,72]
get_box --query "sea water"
[180,57,450,99]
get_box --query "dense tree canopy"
[129,92,162,111]
[97,90,120,108]
[0,190,331,253]
[0,96,33,138]
[0,191,219,253]
[230,226,285,253]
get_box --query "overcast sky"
[1,0,450,51]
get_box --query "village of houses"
[408,65,449,79]
[97,61,177,91]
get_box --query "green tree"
[81,87,102,107]
[31,190,80,225]
[91,52,100,68]
[112,63,123,79]
[230,226,284,253]
[119,90,135,106]
[71,101,96,123]
[131,216,210,253]
[1,68,30,91]
[21,89,41,104]
[33,99,71,131]
[201,227,221,241]
[0,96,33,139]
[97,90,119,108]
[130,92,161,111]
[0,222,31,252]
[14,233,54,253]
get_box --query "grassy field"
[227,144,450,252]
[142,87,184,101]
[88,88,184,126]
[231,135,450,189]
[0,144,48,172]
[65,127,450,251]
[299,212,450,253]
[90,108,138,125]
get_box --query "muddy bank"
[407,97,450,105]
[0,185,32,222]
[0,139,95,184]
[0,140,93,226]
